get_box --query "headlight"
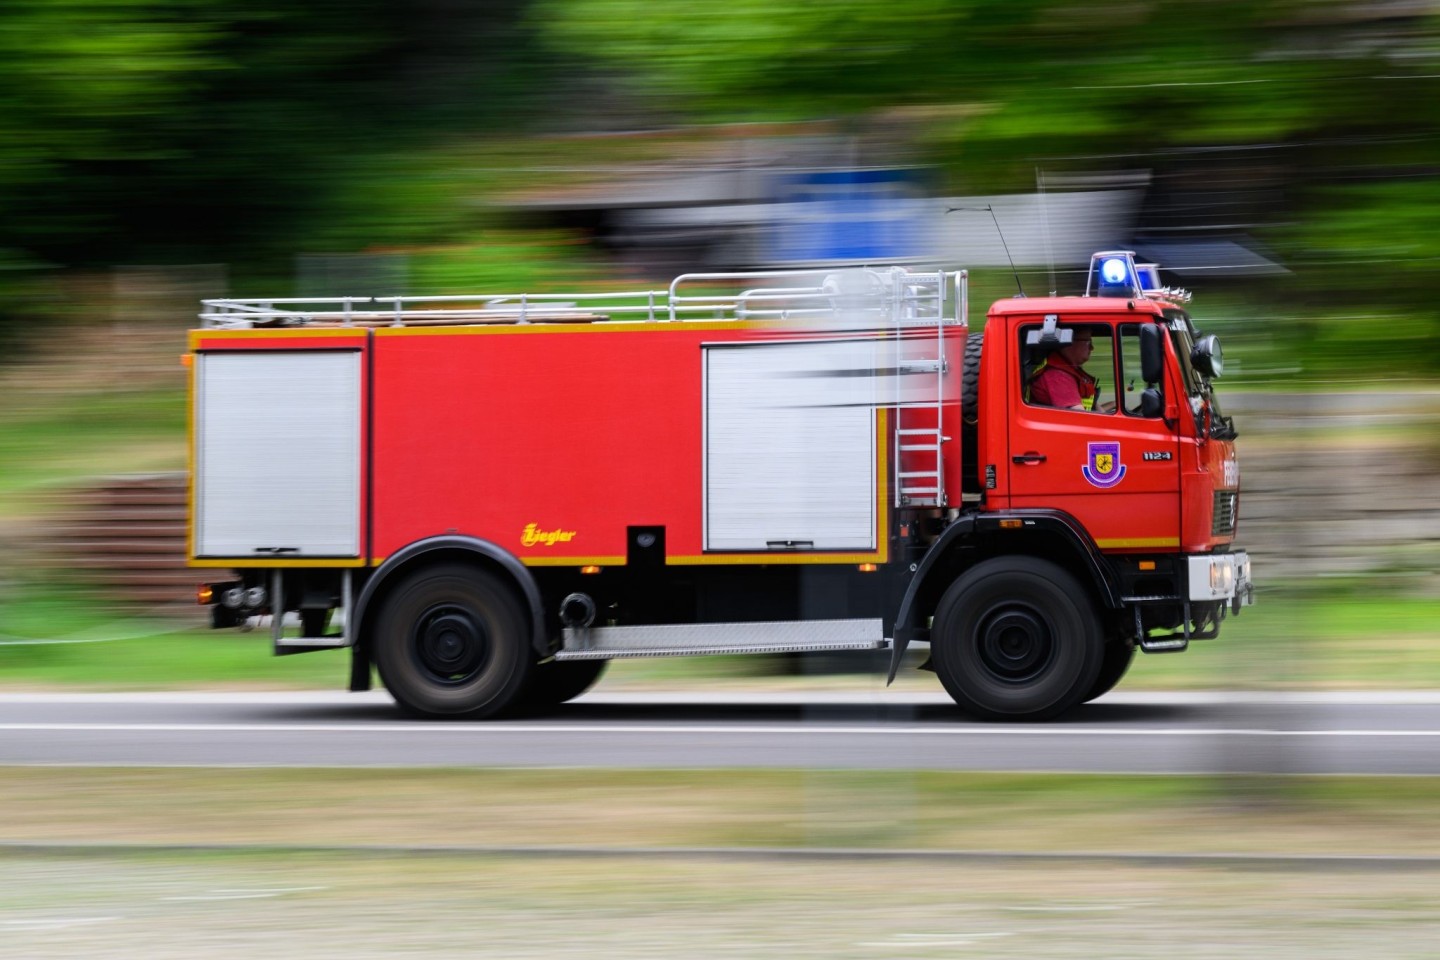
[1189,555,1242,601]
[222,587,245,609]
[244,585,267,609]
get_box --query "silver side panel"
[195,350,362,557]
[556,618,887,660]
[704,340,878,552]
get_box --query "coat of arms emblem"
[1082,441,1127,488]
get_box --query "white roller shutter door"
[705,340,878,552]
[195,351,362,557]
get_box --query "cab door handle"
[1012,453,1047,464]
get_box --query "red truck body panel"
[372,322,783,566]
[194,320,952,568]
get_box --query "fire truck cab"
[190,251,1252,720]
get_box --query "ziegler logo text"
[522,523,576,547]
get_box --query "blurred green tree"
[538,0,1440,374]
[0,0,1436,376]
[0,0,538,274]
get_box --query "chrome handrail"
[199,266,967,329]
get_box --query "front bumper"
[1187,551,1254,609]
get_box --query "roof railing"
[199,266,968,329]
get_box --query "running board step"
[557,619,887,660]
[275,636,349,647]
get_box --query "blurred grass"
[0,586,343,689]
[1118,587,1440,691]
[0,388,186,516]
[3,767,1440,855]
[7,847,1439,960]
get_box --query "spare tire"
[959,330,984,495]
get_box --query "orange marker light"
[858,563,878,573]
[999,519,1023,529]
[580,565,602,575]
[180,354,192,367]
[1139,561,1157,571]
[197,584,214,605]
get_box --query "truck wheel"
[516,659,609,714]
[931,557,1103,720]
[1081,641,1135,704]
[374,563,533,719]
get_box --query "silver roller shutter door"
[195,351,362,557]
[704,339,878,552]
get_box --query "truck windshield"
[1166,309,1235,438]
[1164,310,1204,398]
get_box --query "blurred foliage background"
[0,0,1434,379]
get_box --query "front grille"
[1212,490,1238,538]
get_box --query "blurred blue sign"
[768,169,924,264]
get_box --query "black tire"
[515,658,609,714]
[959,331,984,495]
[374,563,533,719]
[1081,641,1135,704]
[931,557,1104,720]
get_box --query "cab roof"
[985,295,1175,319]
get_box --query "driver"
[1027,328,1099,411]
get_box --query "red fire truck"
[190,251,1252,720]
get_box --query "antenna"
[947,204,1024,297]
[1036,167,1056,295]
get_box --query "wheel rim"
[976,606,1055,683]
[411,603,491,685]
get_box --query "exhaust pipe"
[559,592,597,629]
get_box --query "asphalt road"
[2,690,1439,774]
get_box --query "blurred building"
[495,123,1287,285]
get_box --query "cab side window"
[1019,323,1116,414]
[1119,324,1163,417]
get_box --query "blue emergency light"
[1086,250,1142,298]
[1085,250,1191,303]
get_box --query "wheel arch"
[349,536,548,691]
[888,510,1120,682]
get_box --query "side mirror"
[1139,387,1164,418]
[1191,335,1224,379]
[1140,324,1165,385]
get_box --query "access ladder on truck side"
[887,269,964,508]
